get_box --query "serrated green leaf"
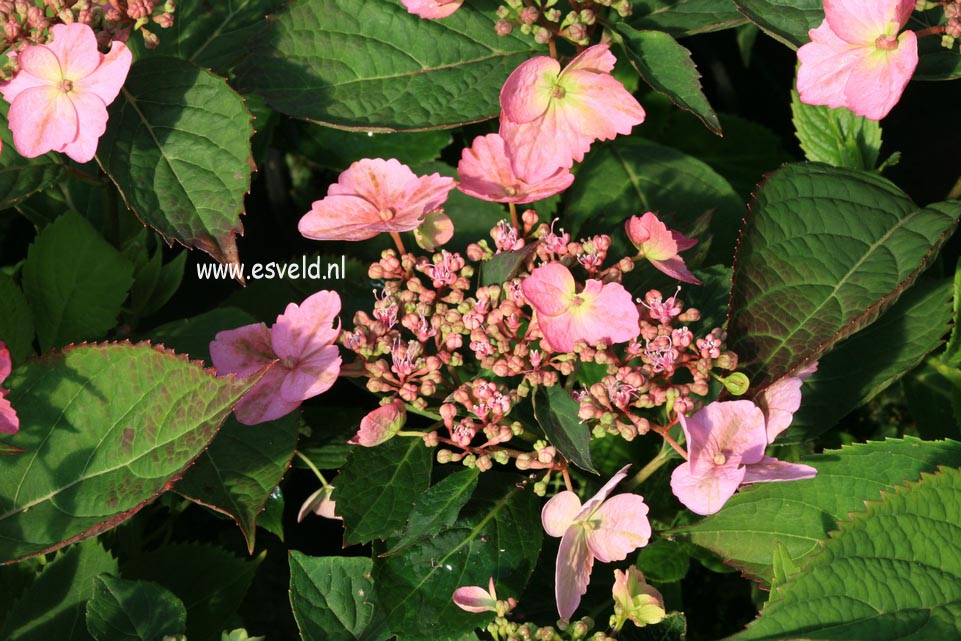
[728,163,958,389]
[534,385,598,474]
[944,258,961,364]
[121,544,263,641]
[291,122,453,170]
[635,540,690,584]
[22,211,134,352]
[289,552,376,641]
[235,0,540,130]
[86,576,187,641]
[614,25,720,134]
[631,0,748,36]
[176,413,298,554]
[673,437,961,583]
[791,90,882,170]
[374,474,542,641]
[0,273,34,365]
[733,0,822,48]
[332,437,433,545]
[0,342,251,563]
[387,468,480,554]
[98,57,253,266]
[785,276,953,441]
[0,103,65,209]
[904,359,961,440]
[732,467,961,640]
[0,540,117,641]
[769,542,800,593]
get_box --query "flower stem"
[389,231,407,255]
[295,450,328,486]
[652,423,688,460]
[625,447,673,490]
[915,25,947,38]
[508,201,520,230]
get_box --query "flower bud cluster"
[493,0,605,46]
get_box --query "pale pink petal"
[671,230,698,252]
[670,460,745,515]
[0,62,53,104]
[0,343,10,381]
[555,526,593,619]
[797,360,819,380]
[44,23,101,80]
[742,457,818,483]
[541,490,582,537]
[58,90,108,162]
[297,486,341,522]
[74,38,132,104]
[797,22,865,110]
[349,399,406,447]
[271,291,342,361]
[452,585,497,613]
[328,158,416,207]
[233,364,300,425]
[0,393,19,435]
[575,280,640,345]
[625,212,675,260]
[522,262,575,318]
[500,105,594,184]
[561,44,618,75]
[457,133,573,204]
[586,494,651,563]
[402,0,463,19]
[757,375,803,442]
[279,344,340,402]
[684,401,768,469]
[7,85,78,158]
[576,464,632,518]
[500,56,559,124]
[559,70,646,145]
[650,257,701,285]
[842,31,917,120]
[15,45,63,84]
[210,323,275,377]
[823,0,904,44]
[397,172,456,221]
[298,195,387,241]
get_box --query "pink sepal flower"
[0,23,132,162]
[457,133,574,204]
[0,342,19,435]
[298,158,456,242]
[297,485,341,522]
[210,291,342,425]
[402,0,463,19]
[625,213,701,285]
[349,399,406,447]
[541,465,651,619]
[796,0,917,120]
[499,44,646,183]
[612,567,666,628]
[452,577,509,613]
[522,262,639,353]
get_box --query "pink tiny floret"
[401,0,463,19]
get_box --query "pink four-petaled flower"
[625,212,701,285]
[457,133,575,204]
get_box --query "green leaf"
[291,122,452,170]
[769,542,800,593]
[148,307,258,365]
[0,103,65,209]
[234,0,540,130]
[791,90,882,170]
[480,245,538,286]
[733,0,821,48]
[731,467,961,640]
[620,611,687,641]
[0,342,251,563]
[387,468,480,554]
[332,437,433,545]
[0,273,34,365]
[374,475,542,641]
[614,24,720,134]
[728,162,959,389]
[289,553,376,641]
[785,277,954,441]
[21,211,134,352]
[0,540,117,641]
[98,57,254,266]
[635,540,690,584]
[0,439,25,455]
[915,33,961,80]
[673,437,961,583]
[904,359,961,440]
[631,0,748,36]
[944,258,961,365]
[176,413,299,554]
[563,137,744,266]
[299,405,369,470]
[121,543,263,641]
[86,576,187,641]
[534,385,598,474]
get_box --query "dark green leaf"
[635,540,690,584]
[903,358,961,440]
[480,245,538,286]
[0,273,34,365]
[733,0,821,49]
[289,553,376,641]
[86,576,187,641]
[148,307,258,365]
[631,0,748,36]
[791,90,882,170]
[534,385,598,474]
[387,468,480,554]
[944,257,961,364]
[292,122,453,170]
[99,57,254,266]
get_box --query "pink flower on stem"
[522,262,640,352]
[0,342,20,435]
[210,291,342,425]
[625,213,701,285]
[401,0,463,19]
[452,577,515,613]
[541,465,651,619]
[796,0,918,120]
[670,371,818,515]
[0,23,132,162]
[499,44,646,183]
[298,158,456,242]
[457,133,574,204]
[349,399,406,447]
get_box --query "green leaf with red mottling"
[0,342,252,564]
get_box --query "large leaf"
[85,576,187,641]
[291,122,452,171]
[21,211,134,352]
[790,90,882,170]
[785,276,954,441]
[733,0,821,48]
[672,437,961,583]
[632,0,748,36]
[234,0,539,131]
[176,413,299,553]
[386,468,480,554]
[374,474,542,641]
[614,24,720,134]
[0,273,34,365]
[0,342,251,563]
[0,540,117,641]
[0,103,65,209]
[98,57,254,266]
[289,553,377,641]
[732,467,961,640]
[728,162,958,389]
[534,384,598,474]
[332,437,433,545]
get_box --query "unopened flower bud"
[495,18,513,35]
